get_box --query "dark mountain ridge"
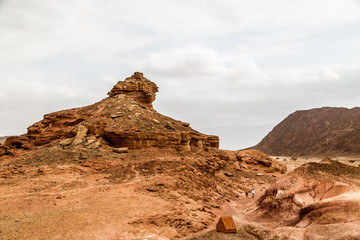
[253,107,360,156]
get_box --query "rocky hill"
[1,72,218,156]
[2,73,359,240]
[253,107,360,156]
[0,72,286,239]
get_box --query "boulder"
[113,147,128,153]
[72,125,88,145]
[4,136,34,150]
[216,216,236,233]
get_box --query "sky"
[1,0,360,150]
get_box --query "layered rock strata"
[256,159,360,229]
[26,73,219,151]
[107,72,158,110]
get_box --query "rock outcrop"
[0,143,5,156]
[236,150,287,174]
[26,72,219,151]
[256,159,360,227]
[3,136,34,150]
[107,72,158,110]
[253,107,360,156]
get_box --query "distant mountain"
[253,107,360,156]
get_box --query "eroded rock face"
[236,150,287,174]
[27,110,90,146]
[25,73,219,151]
[256,159,360,227]
[0,144,5,156]
[4,136,34,150]
[107,72,158,110]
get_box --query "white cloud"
[1,0,360,149]
[142,47,227,77]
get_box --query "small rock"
[224,172,234,177]
[146,187,159,192]
[165,123,175,130]
[60,138,73,146]
[15,219,19,222]
[113,147,128,153]
[152,119,160,124]
[111,112,124,118]
[256,173,264,176]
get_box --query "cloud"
[1,0,360,150]
[142,47,227,77]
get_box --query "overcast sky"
[1,0,360,150]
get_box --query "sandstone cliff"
[254,107,360,156]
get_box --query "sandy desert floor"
[1,152,359,240]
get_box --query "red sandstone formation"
[236,150,286,174]
[256,159,360,231]
[26,72,219,151]
[253,107,360,156]
[107,72,158,110]
[0,143,5,156]
[4,136,34,150]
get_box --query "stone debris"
[60,138,73,147]
[113,147,129,153]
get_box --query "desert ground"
[1,148,359,240]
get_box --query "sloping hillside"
[254,107,360,156]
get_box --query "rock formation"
[3,136,34,150]
[236,150,286,174]
[253,107,360,156]
[0,143,5,156]
[0,72,290,239]
[26,72,219,151]
[107,72,158,110]
[255,158,360,239]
